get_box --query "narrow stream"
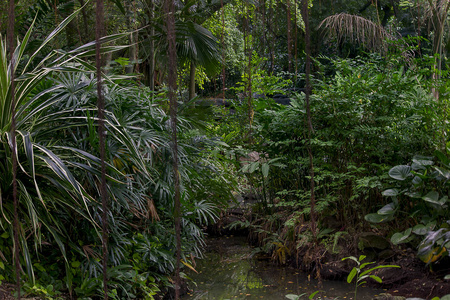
[182,235,385,300]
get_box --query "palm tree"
[146,0,223,99]
[176,19,222,100]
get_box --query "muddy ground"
[322,255,450,298]
[302,245,450,299]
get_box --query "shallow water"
[182,235,385,300]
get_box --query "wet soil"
[315,247,450,299]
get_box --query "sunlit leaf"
[347,267,357,283]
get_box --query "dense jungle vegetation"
[0,0,450,299]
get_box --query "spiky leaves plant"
[0,10,145,284]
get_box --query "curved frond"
[319,13,391,52]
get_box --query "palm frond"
[319,13,391,53]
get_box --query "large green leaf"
[261,163,269,178]
[422,191,440,205]
[435,150,450,165]
[391,228,412,245]
[412,155,434,167]
[377,203,396,215]
[412,224,428,235]
[382,188,399,197]
[347,267,357,283]
[389,165,412,181]
[365,213,393,223]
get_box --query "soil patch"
[318,247,450,299]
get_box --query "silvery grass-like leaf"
[0,4,145,283]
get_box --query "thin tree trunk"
[294,1,298,81]
[262,0,266,57]
[0,1,3,30]
[287,0,292,73]
[165,0,181,298]
[63,2,77,48]
[149,0,155,91]
[301,0,316,242]
[133,0,139,77]
[95,0,109,299]
[126,33,137,74]
[428,0,450,100]
[270,0,275,74]
[189,61,196,100]
[221,0,225,99]
[78,0,89,42]
[7,0,20,297]
[126,1,138,74]
[244,2,253,136]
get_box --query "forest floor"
[311,243,450,299]
[378,255,450,299]
[0,284,21,300]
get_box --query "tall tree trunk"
[125,1,138,74]
[165,0,181,298]
[270,0,276,74]
[0,0,4,31]
[294,2,298,81]
[95,0,109,299]
[126,33,137,74]
[62,1,77,48]
[189,61,196,100]
[261,0,266,57]
[244,1,253,137]
[287,0,292,72]
[149,0,155,90]
[78,0,89,43]
[301,0,317,243]
[8,0,21,298]
[221,0,226,99]
[428,0,450,100]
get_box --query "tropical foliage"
[1,0,450,298]
[0,6,234,298]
